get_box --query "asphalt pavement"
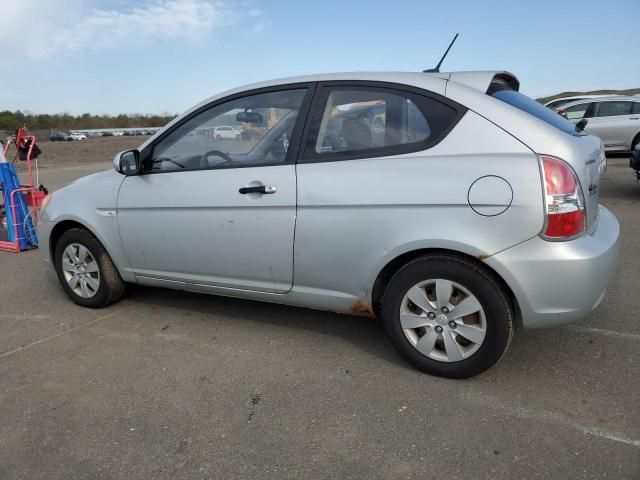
[0,157,638,479]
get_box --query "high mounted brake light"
[540,155,586,240]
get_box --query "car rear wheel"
[54,228,126,308]
[381,254,513,378]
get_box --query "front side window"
[595,101,632,118]
[308,86,459,159]
[563,102,591,120]
[148,89,307,172]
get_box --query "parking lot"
[1,142,638,479]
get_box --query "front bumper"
[484,206,620,329]
[36,220,54,268]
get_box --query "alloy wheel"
[61,243,101,299]
[400,279,486,362]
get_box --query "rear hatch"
[487,76,604,232]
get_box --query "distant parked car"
[544,95,618,111]
[50,132,72,141]
[113,131,124,136]
[38,70,619,378]
[557,96,640,151]
[212,126,241,140]
[70,133,87,141]
[101,131,114,137]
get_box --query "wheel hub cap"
[61,243,100,299]
[399,279,487,363]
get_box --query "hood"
[66,169,123,188]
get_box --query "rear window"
[491,90,583,136]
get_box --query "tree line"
[0,110,177,131]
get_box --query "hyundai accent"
[37,71,620,378]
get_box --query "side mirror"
[236,111,263,124]
[114,150,140,175]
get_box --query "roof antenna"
[423,33,459,73]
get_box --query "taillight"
[540,155,585,240]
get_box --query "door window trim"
[139,82,316,175]
[298,81,467,164]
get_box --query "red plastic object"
[0,134,41,252]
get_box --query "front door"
[116,87,311,293]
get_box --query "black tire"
[631,132,640,152]
[380,254,514,378]
[54,227,126,308]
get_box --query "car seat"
[343,118,374,151]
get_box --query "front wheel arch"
[49,220,125,279]
[50,220,90,264]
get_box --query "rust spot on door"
[350,300,375,318]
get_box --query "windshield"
[492,90,583,137]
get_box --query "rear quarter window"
[491,90,583,137]
[304,85,464,162]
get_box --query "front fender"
[39,170,136,282]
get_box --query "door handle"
[239,185,277,194]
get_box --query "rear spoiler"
[426,71,520,94]
[486,72,520,94]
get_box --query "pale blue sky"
[2,0,638,115]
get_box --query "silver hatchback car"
[38,71,619,378]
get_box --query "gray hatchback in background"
[37,70,619,378]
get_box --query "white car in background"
[212,126,241,140]
[70,133,87,141]
[544,94,619,111]
[557,96,640,151]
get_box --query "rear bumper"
[484,206,620,329]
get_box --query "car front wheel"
[54,228,126,308]
[381,254,514,378]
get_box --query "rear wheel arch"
[371,248,521,326]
